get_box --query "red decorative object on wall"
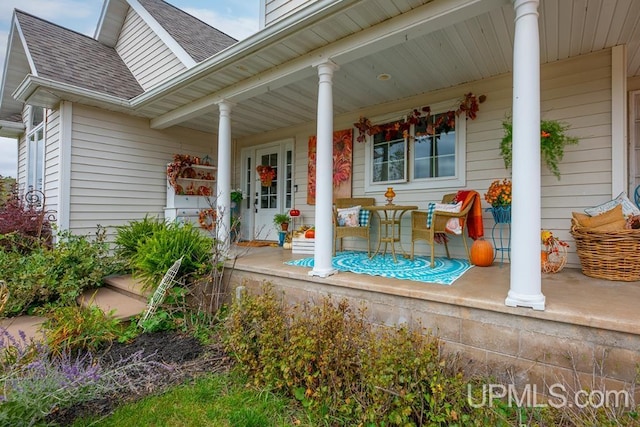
[307,129,353,205]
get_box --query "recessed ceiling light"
[377,73,391,81]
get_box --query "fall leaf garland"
[354,93,486,143]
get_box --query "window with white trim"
[364,106,466,192]
[27,106,45,191]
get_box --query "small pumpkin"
[305,229,315,239]
[470,238,494,267]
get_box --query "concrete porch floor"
[226,245,640,337]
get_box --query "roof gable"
[137,0,237,63]
[15,10,143,100]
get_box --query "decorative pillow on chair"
[359,209,370,227]
[426,202,462,228]
[435,201,462,213]
[337,206,361,227]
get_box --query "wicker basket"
[570,219,640,281]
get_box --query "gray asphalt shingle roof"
[138,0,238,63]
[16,10,144,100]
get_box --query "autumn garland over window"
[354,93,486,143]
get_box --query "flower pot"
[491,206,511,224]
[261,179,272,187]
[280,222,289,231]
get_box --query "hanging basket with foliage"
[500,118,578,179]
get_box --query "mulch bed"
[47,330,233,426]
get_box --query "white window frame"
[364,101,466,193]
[26,106,45,192]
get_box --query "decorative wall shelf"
[165,163,217,225]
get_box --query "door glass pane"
[285,149,292,209]
[260,153,278,209]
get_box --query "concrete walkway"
[0,275,149,342]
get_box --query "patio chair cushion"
[337,206,361,227]
[584,192,640,217]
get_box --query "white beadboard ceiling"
[7,0,640,138]
[139,0,640,137]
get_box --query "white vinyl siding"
[115,7,186,90]
[68,104,216,237]
[264,0,317,27]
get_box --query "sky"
[0,0,260,178]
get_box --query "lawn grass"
[73,370,315,427]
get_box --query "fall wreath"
[198,208,217,231]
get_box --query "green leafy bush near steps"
[130,222,214,290]
[0,227,123,316]
[114,215,167,263]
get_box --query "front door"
[254,147,281,240]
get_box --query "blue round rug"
[286,251,472,285]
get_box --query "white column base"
[505,290,545,310]
[309,268,338,278]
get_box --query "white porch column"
[310,60,339,278]
[505,0,545,310]
[216,100,234,253]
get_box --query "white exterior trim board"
[611,44,627,196]
[127,0,196,68]
[58,101,72,230]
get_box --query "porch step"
[79,287,148,321]
[102,274,151,303]
[0,315,47,343]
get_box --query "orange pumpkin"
[304,229,315,239]
[470,238,494,267]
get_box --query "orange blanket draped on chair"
[454,190,484,240]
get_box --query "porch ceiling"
[136,0,640,138]
[7,0,640,136]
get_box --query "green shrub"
[224,284,562,426]
[1,227,123,316]
[130,222,213,290]
[224,284,288,389]
[114,215,167,263]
